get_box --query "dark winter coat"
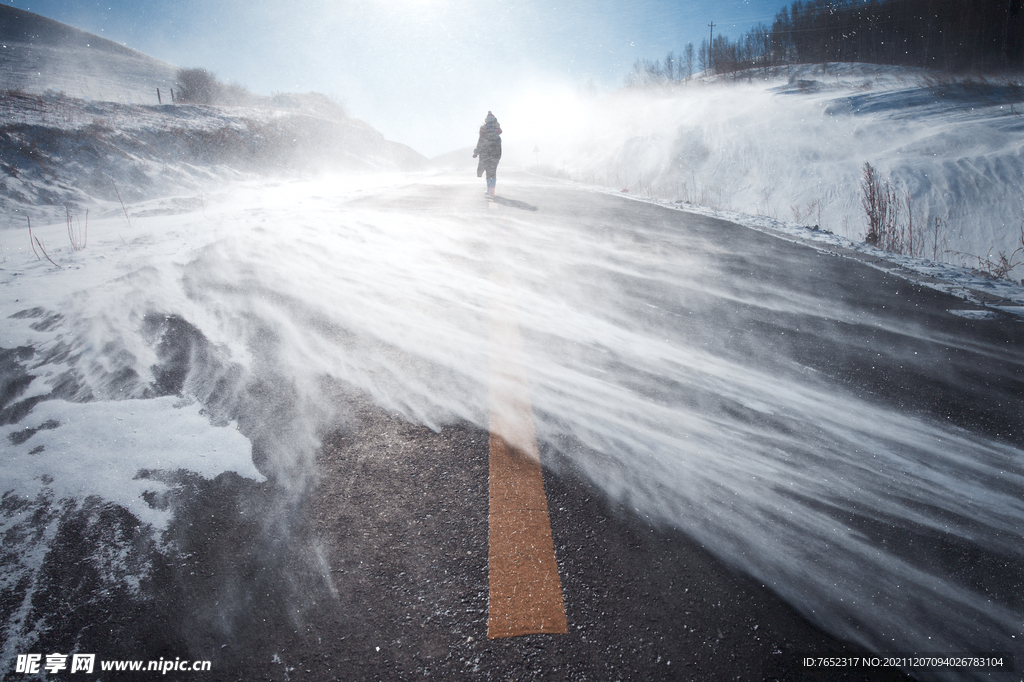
[473,114,502,177]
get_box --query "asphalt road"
[10,172,1023,681]
[134,396,912,682]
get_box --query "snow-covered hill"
[0,91,428,229]
[0,4,179,104]
[507,63,1024,281]
[0,6,428,229]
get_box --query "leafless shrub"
[941,223,1023,281]
[27,216,59,268]
[860,162,924,256]
[88,117,115,133]
[176,68,220,104]
[791,198,821,226]
[49,92,76,125]
[271,92,349,120]
[174,70,261,107]
[0,89,46,115]
[948,224,1024,281]
[861,162,888,247]
[218,81,263,107]
[929,216,949,261]
[986,248,1022,279]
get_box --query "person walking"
[473,111,502,196]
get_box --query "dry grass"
[947,224,1024,282]
[27,215,59,268]
[861,162,925,257]
[110,179,132,229]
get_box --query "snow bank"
[1,397,260,529]
[506,64,1024,280]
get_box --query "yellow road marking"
[487,289,568,638]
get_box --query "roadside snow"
[507,63,1024,282]
[594,185,1024,313]
[0,172,431,520]
[1,397,260,529]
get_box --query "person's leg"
[486,169,496,195]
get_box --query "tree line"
[626,0,1024,85]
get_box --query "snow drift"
[505,63,1024,280]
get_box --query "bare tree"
[645,58,664,84]
[682,42,695,80]
[624,58,642,87]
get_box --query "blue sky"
[7,0,785,155]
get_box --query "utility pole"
[708,21,716,72]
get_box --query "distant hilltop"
[0,4,179,104]
[0,5,428,228]
[0,4,144,59]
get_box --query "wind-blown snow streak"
[2,173,1021,675]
